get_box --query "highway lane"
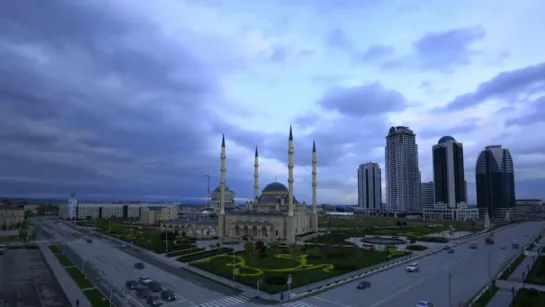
[286,221,545,307]
[49,221,253,307]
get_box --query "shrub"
[406,245,427,251]
[263,275,287,285]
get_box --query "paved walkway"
[39,243,92,307]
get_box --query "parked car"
[161,290,176,301]
[125,280,138,290]
[146,295,163,306]
[134,262,145,269]
[148,282,162,292]
[86,239,92,243]
[139,277,153,285]
[416,301,433,307]
[357,280,371,289]
[447,248,454,254]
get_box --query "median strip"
[48,245,111,307]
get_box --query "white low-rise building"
[422,203,479,221]
[59,203,167,220]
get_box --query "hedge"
[177,248,233,263]
[167,247,205,258]
[406,245,428,251]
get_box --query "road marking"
[312,296,351,307]
[197,295,250,307]
[283,301,319,307]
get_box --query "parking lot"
[0,246,71,307]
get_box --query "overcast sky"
[1,0,544,204]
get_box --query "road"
[279,221,545,307]
[42,220,253,307]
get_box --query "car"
[442,245,451,250]
[470,243,478,249]
[122,244,128,248]
[501,245,507,250]
[135,288,150,298]
[139,277,153,285]
[148,282,162,292]
[406,263,419,272]
[161,290,176,301]
[357,280,371,289]
[416,301,433,307]
[126,280,139,290]
[135,262,145,269]
[147,295,163,306]
[447,248,454,254]
[86,239,92,243]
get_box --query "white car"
[416,301,433,307]
[139,276,153,285]
[406,263,419,272]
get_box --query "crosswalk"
[197,295,250,307]
[282,301,318,307]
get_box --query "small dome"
[213,185,231,192]
[262,182,289,194]
[438,136,456,144]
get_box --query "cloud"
[439,62,545,111]
[360,45,395,62]
[0,1,250,200]
[324,29,395,64]
[318,83,407,117]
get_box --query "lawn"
[48,245,62,254]
[512,288,545,307]
[319,217,483,232]
[471,285,499,307]
[308,231,449,245]
[66,267,94,289]
[0,236,22,243]
[55,254,74,267]
[526,256,545,285]
[167,247,205,258]
[500,253,526,280]
[191,242,409,294]
[177,248,233,262]
[83,289,110,307]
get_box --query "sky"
[1,0,544,204]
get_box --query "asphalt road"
[285,221,545,307]
[47,220,253,307]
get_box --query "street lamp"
[232,248,235,290]
[448,272,452,307]
[523,271,526,288]
[487,250,492,295]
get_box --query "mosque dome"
[438,136,456,144]
[213,185,231,192]
[262,182,289,194]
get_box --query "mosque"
[217,126,319,243]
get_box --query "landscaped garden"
[191,241,409,293]
[177,248,233,262]
[526,256,545,285]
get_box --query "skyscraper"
[420,181,435,209]
[357,162,382,210]
[432,136,466,208]
[385,126,420,212]
[475,145,516,219]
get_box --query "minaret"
[288,126,294,216]
[218,134,226,237]
[253,146,259,209]
[311,140,318,232]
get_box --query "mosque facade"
[217,127,318,243]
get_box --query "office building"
[140,206,180,225]
[475,145,516,219]
[432,136,466,207]
[420,181,435,209]
[0,204,25,230]
[68,193,77,219]
[357,162,382,210]
[385,126,420,212]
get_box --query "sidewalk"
[39,243,92,307]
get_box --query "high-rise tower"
[475,145,516,219]
[432,136,466,208]
[385,126,420,212]
[357,162,382,210]
[311,141,318,231]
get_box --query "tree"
[243,242,254,255]
[289,245,301,259]
[254,241,265,253]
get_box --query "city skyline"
[0,1,544,204]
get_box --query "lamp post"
[448,272,452,307]
[232,248,235,290]
[523,271,526,288]
[488,250,492,295]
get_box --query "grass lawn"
[471,285,499,307]
[500,253,526,280]
[192,244,408,294]
[0,236,22,243]
[48,245,62,254]
[167,247,205,258]
[512,288,545,307]
[55,253,75,267]
[308,231,449,245]
[177,248,233,262]
[83,289,110,307]
[526,256,545,285]
[65,267,94,289]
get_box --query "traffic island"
[48,245,109,303]
[191,242,408,294]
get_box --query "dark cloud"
[439,62,545,111]
[318,82,407,117]
[413,26,485,71]
[506,97,545,127]
[418,120,479,140]
[0,1,249,200]
[325,29,353,52]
